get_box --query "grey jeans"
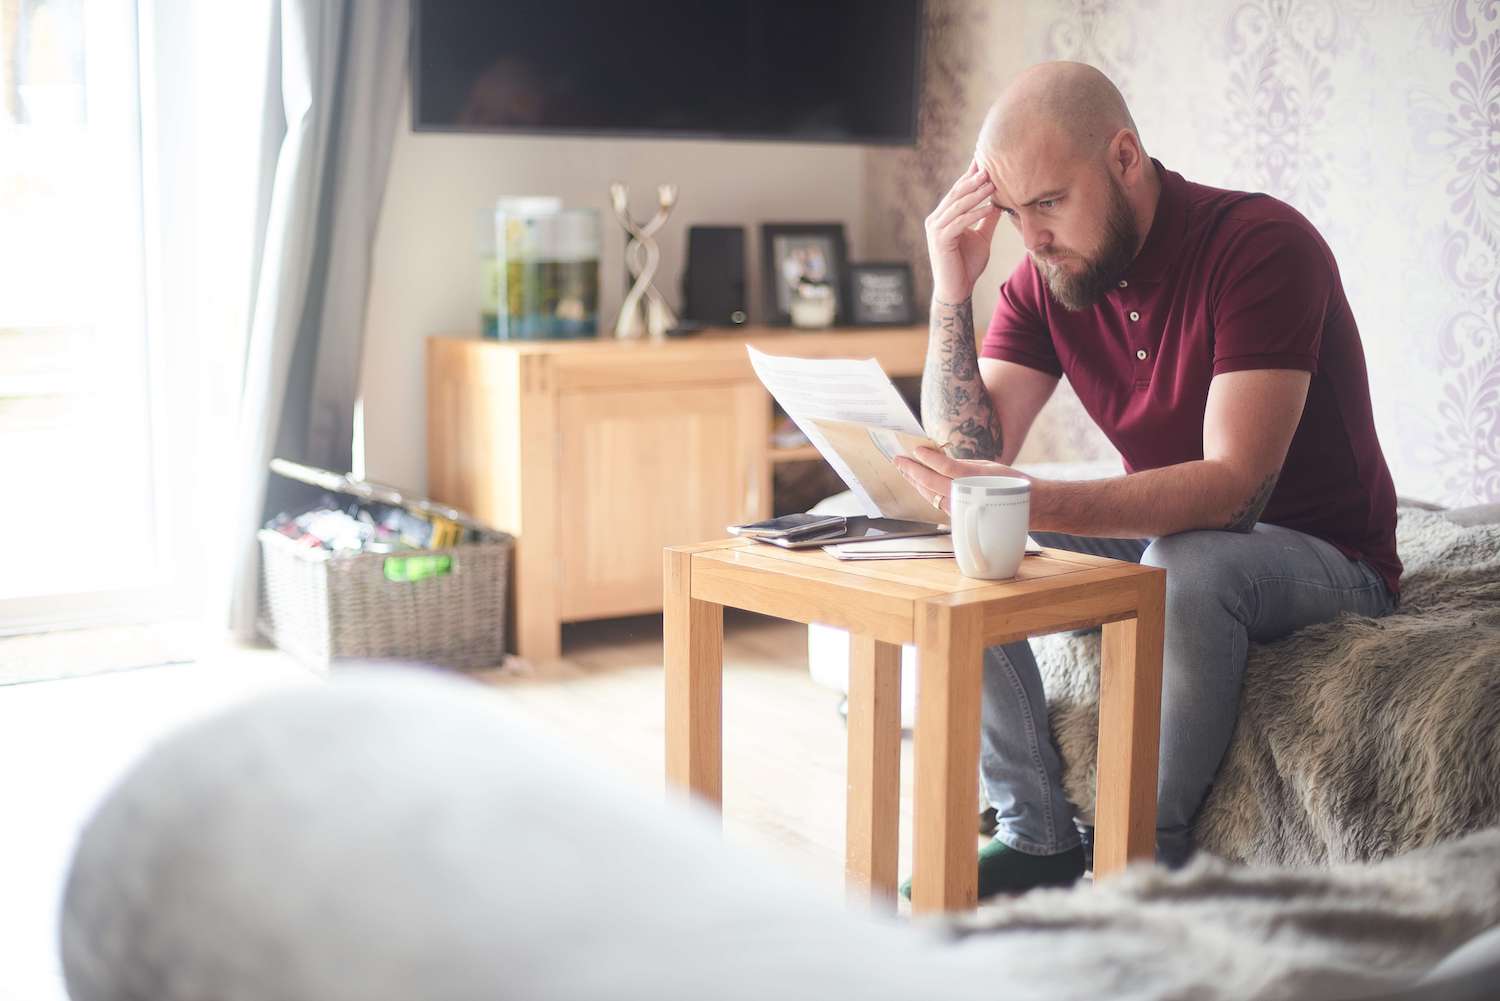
[981,522,1396,867]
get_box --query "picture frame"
[847,262,916,326]
[760,223,849,327]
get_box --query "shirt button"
[1129,310,1140,321]
[1136,348,1148,361]
[1118,280,1129,288]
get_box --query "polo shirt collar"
[1121,159,1187,283]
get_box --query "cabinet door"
[557,382,769,621]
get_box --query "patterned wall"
[869,0,1500,505]
[864,0,999,308]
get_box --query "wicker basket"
[256,529,512,670]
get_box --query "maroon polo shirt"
[981,162,1402,598]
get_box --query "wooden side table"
[663,538,1165,914]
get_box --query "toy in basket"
[257,459,514,670]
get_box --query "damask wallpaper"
[867,0,1500,505]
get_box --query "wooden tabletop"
[679,537,1157,648]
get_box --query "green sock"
[899,839,1086,902]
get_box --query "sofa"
[59,668,1500,1001]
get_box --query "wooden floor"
[483,609,923,902]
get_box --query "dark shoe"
[900,838,1086,902]
[979,806,998,836]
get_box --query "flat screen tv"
[412,1,925,145]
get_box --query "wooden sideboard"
[426,325,929,661]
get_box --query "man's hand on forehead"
[924,158,1002,303]
[971,153,1002,207]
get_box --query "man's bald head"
[972,62,1159,311]
[977,61,1140,164]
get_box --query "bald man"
[894,62,1401,899]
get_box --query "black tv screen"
[412,1,925,145]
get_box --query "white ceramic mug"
[950,476,1030,580]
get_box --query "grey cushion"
[1397,496,1448,512]
[1351,925,1500,1000]
[1421,924,1500,983]
[1442,503,1500,527]
[1397,495,1500,527]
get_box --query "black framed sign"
[760,223,848,326]
[847,262,916,326]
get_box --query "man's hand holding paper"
[892,447,1035,518]
[746,346,953,523]
[804,418,949,523]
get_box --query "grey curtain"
[230,0,408,637]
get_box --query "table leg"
[911,601,984,914]
[845,635,902,910]
[664,549,725,809]
[1095,572,1166,876]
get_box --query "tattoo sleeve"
[1224,471,1278,533]
[921,297,1004,461]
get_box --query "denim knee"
[1141,532,1251,620]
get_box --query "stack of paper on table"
[823,535,955,560]
[824,535,1046,561]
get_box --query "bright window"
[0,0,156,608]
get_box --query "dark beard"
[1034,179,1139,312]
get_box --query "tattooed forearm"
[921,297,1004,461]
[948,417,1003,459]
[1224,471,1278,533]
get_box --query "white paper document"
[823,535,956,560]
[747,347,941,521]
[824,535,1047,561]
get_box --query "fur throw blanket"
[1037,508,1500,865]
[948,827,1500,1001]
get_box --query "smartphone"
[728,513,848,538]
[759,516,948,549]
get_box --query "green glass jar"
[484,197,600,340]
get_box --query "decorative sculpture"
[609,182,678,339]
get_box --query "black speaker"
[681,225,747,327]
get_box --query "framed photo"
[760,223,848,326]
[847,262,916,326]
